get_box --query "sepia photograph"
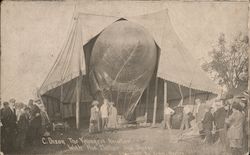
[0,1,249,155]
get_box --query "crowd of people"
[163,95,248,155]
[0,93,247,155]
[89,99,118,133]
[0,98,50,153]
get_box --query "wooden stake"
[152,77,158,126]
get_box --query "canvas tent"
[39,10,220,128]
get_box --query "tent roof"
[39,9,220,96]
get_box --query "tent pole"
[192,93,197,113]
[60,85,63,119]
[206,93,209,100]
[145,87,149,122]
[76,78,79,129]
[189,87,192,104]
[76,76,82,129]
[152,77,158,126]
[164,80,167,116]
[139,98,142,116]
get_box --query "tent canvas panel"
[40,10,220,98]
[42,71,216,124]
[42,76,92,103]
[41,75,93,120]
[40,10,220,127]
[41,95,60,121]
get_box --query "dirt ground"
[11,126,229,155]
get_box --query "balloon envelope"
[90,20,157,119]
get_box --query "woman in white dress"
[107,102,118,129]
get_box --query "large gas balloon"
[90,20,157,119]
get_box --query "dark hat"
[24,107,30,111]
[28,99,34,104]
[3,102,9,106]
[232,102,242,111]
[222,101,229,106]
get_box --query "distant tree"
[202,33,248,92]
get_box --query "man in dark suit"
[28,99,42,145]
[1,102,17,153]
[202,106,214,144]
[0,100,2,154]
[214,102,228,145]
[16,107,30,150]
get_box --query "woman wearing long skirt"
[107,102,117,129]
[89,101,100,133]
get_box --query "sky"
[1,1,249,103]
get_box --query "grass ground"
[11,126,232,155]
